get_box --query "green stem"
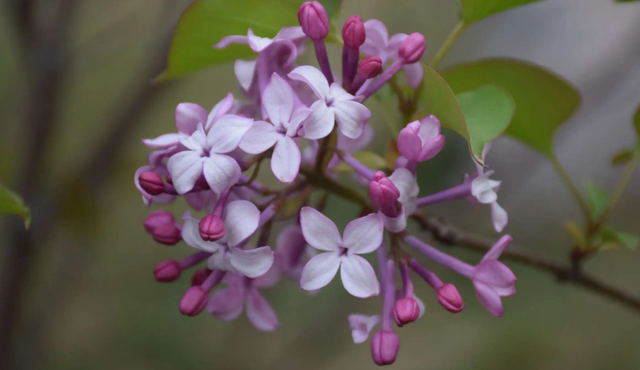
[550,155,592,224]
[429,21,465,69]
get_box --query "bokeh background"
[1,0,640,369]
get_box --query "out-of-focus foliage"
[460,0,544,25]
[0,183,30,228]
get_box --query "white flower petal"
[491,202,508,233]
[288,65,330,100]
[229,246,274,278]
[342,214,383,254]
[271,136,301,183]
[202,153,241,195]
[299,207,342,251]
[181,211,224,253]
[207,114,253,153]
[348,314,381,344]
[239,121,279,154]
[235,59,257,91]
[167,151,204,194]
[340,255,380,298]
[333,100,371,139]
[300,252,341,291]
[142,133,183,148]
[206,93,235,130]
[403,62,423,89]
[379,208,407,233]
[301,101,335,140]
[245,289,278,331]
[223,200,260,246]
[175,103,208,134]
[262,73,294,129]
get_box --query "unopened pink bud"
[298,1,329,40]
[139,171,165,195]
[358,56,383,79]
[438,284,464,313]
[144,211,175,234]
[151,224,181,245]
[342,15,365,48]
[199,215,225,241]
[179,286,208,317]
[369,171,400,210]
[393,297,420,327]
[371,330,400,366]
[398,33,426,64]
[191,268,211,286]
[153,260,181,282]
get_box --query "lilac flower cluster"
[135,2,515,365]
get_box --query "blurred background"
[1,0,640,369]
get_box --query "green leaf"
[615,0,640,3]
[600,229,639,251]
[611,148,637,165]
[0,183,30,228]
[460,0,543,25]
[165,0,343,79]
[456,84,515,157]
[563,221,586,249]
[584,182,611,220]
[333,151,389,173]
[441,58,580,157]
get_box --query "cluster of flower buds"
[135,1,514,365]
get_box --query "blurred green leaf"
[563,221,586,249]
[460,0,543,25]
[584,182,611,220]
[611,148,637,165]
[0,183,30,228]
[456,84,515,157]
[600,229,639,251]
[441,58,580,157]
[615,0,640,3]
[321,0,344,23]
[165,0,343,79]
[334,150,389,173]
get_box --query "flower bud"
[398,33,426,64]
[143,211,175,234]
[151,224,181,245]
[358,56,383,79]
[191,268,211,286]
[179,286,208,317]
[342,15,365,48]
[371,330,400,366]
[153,260,181,282]
[199,214,225,241]
[298,1,329,40]
[437,284,464,313]
[138,171,165,195]
[397,116,445,162]
[369,171,400,210]
[393,297,420,327]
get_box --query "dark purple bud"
[342,15,366,48]
[358,56,383,79]
[179,286,208,317]
[398,33,426,64]
[298,1,329,40]
[369,171,400,210]
[144,211,175,234]
[199,214,225,241]
[438,284,464,313]
[151,224,181,245]
[371,330,400,366]
[393,297,420,327]
[153,260,181,282]
[191,268,212,286]
[139,171,165,195]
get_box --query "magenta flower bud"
[191,268,211,286]
[151,224,181,245]
[393,297,420,327]
[369,171,400,210]
[199,214,225,241]
[138,171,164,196]
[342,15,366,48]
[298,1,329,40]
[398,33,426,64]
[437,284,464,313]
[371,330,400,366]
[358,56,383,79]
[179,286,208,317]
[143,211,175,234]
[153,260,181,282]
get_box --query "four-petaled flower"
[472,235,516,316]
[468,143,508,232]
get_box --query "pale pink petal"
[342,213,383,254]
[491,202,508,233]
[180,126,207,154]
[379,208,407,233]
[148,146,180,169]
[403,62,423,89]
[142,133,183,148]
[300,252,341,291]
[167,151,204,194]
[288,66,330,100]
[388,168,417,205]
[247,29,273,51]
[184,191,207,211]
[397,128,421,161]
[482,235,512,262]
[229,246,274,278]
[386,33,408,61]
[329,83,356,103]
[223,200,260,247]
[301,101,335,140]
[207,114,253,153]
[473,281,504,317]
[271,136,301,183]
[361,20,389,57]
[175,103,208,134]
[274,26,305,41]
[215,35,249,49]
[474,260,517,290]
[276,224,307,272]
[245,289,278,331]
[262,73,294,129]
[417,115,441,143]
[417,135,445,162]
[253,260,281,288]
[181,211,224,253]
[338,123,374,153]
[286,106,312,137]
[207,249,234,271]
[202,153,241,195]
[235,59,257,91]
[340,255,380,298]
[299,207,342,251]
[471,175,498,204]
[239,121,279,154]
[206,93,235,130]
[348,314,381,344]
[333,101,371,139]
[207,284,245,320]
